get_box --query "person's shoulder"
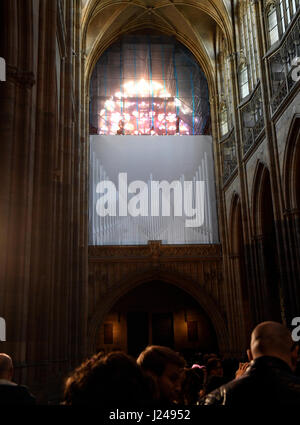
[201,374,253,406]
[0,384,36,405]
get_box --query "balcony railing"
[240,84,264,155]
[269,12,300,113]
[221,130,238,184]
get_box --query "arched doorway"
[96,280,218,358]
[252,164,282,322]
[87,265,229,357]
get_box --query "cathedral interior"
[0,0,299,403]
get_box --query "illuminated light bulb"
[132,111,138,117]
[115,92,122,99]
[99,109,106,116]
[158,114,165,122]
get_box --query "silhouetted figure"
[137,345,185,405]
[202,321,300,407]
[176,116,180,134]
[63,351,154,406]
[180,368,204,405]
[117,120,124,135]
[205,357,226,394]
[0,354,35,405]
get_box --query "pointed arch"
[228,192,252,340]
[282,114,300,211]
[88,269,229,356]
[251,161,282,321]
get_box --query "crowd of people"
[0,321,300,406]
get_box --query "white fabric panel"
[89,135,219,245]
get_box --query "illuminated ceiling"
[81,0,233,82]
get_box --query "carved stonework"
[88,242,224,327]
[88,242,222,261]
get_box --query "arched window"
[267,4,280,45]
[216,35,233,136]
[239,63,250,99]
[90,35,211,136]
[265,0,300,46]
[238,1,259,99]
[220,104,229,137]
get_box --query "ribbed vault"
[81,0,233,89]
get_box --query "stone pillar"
[0,0,85,403]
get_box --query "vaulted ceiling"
[81,0,233,86]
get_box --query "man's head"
[0,354,13,381]
[137,346,186,404]
[247,321,299,371]
[206,358,223,378]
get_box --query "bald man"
[0,354,35,405]
[202,322,300,407]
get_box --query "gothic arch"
[251,161,282,321]
[283,114,300,210]
[81,0,234,58]
[228,193,252,340]
[252,161,271,236]
[88,269,229,356]
[229,193,243,254]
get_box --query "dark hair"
[181,368,204,405]
[206,358,222,374]
[63,351,153,406]
[137,346,186,377]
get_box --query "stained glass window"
[90,35,211,136]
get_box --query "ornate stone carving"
[88,241,222,260]
[240,83,264,154]
[221,130,238,184]
[269,13,300,114]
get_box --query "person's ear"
[247,349,253,362]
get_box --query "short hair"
[0,354,13,377]
[137,346,186,377]
[206,358,222,374]
[251,321,293,358]
[63,351,153,406]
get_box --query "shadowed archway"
[252,163,282,322]
[229,193,252,342]
[88,269,229,356]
